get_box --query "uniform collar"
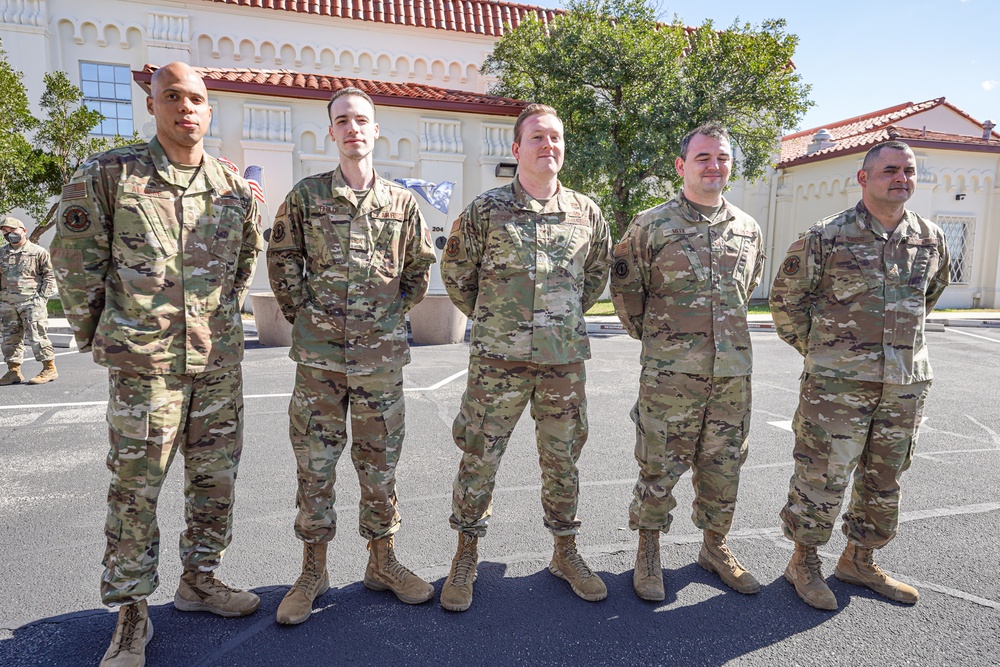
[854,200,915,239]
[677,190,734,225]
[148,137,231,193]
[511,177,570,214]
[330,166,390,213]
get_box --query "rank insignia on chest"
[889,264,899,277]
[782,255,801,276]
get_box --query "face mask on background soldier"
[4,232,23,245]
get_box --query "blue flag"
[395,178,454,214]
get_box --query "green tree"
[28,71,139,241]
[484,0,813,237]
[0,40,53,219]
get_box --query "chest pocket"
[113,189,178,264]
[546,215,592,273]
[906,237,940,292]
[728,230,758,288]
[317,214,350,267]
[828,240,882,303]
[372,218,403,277]
[208,195,245,265]
[653,232,706,291]
[483,214,535,277]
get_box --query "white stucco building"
[728,97,1000,307]
[0,0,558,292]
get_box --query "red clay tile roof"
[780,97,1000,167]
[134,65,527,116]
[204,0,561,36]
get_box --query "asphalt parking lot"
[1,327,998,666]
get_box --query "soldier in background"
[52,62,263,667]
[610,123,764,602]
[439,103,611,612]
[0,216,58,385]
[770,140,950,610]
[267,87,437,625]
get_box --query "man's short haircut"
[861,140,912,172]
[327,87,376,118]
[513,103,560,144]
[679,122,731,160]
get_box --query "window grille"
[80,62,133,136]
[936,215,975,284]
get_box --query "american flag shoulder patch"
[62,182,87,200]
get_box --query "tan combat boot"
[28,359,58,385]
[698,529,761,594]
[633,529,665,601]
[549,534,607,602]
[174,571,261,617]
[363,535,434,604]
[100,600,153,667]
[0,363,23,385]
[834,542,919,604]
[276,542,330,625]
[440,532,479,612]
[785,542,838,610]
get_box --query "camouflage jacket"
[441,179,610,364]
[610,193,764,377]
[51,138,264,374]
[769,201,950,384]
[1,241,57,304]
[266,167,435,374]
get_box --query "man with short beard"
[770,140,950,610]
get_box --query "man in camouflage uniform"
[0,216,58,385]
[770,140,950,611]
[611,123,764,602]
[52,62,263,667]
[267,87,436,625]
[439,104,611,611]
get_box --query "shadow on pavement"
[0,561,844,666]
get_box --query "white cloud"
[983,80,999,91]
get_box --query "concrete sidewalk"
[585,309,1000,334]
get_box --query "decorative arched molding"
[194,36,483,85]
[61,17,143,48]
[936,168,996,193]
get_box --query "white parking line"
[404,368,467,392]
[946,327,1000,342]
[0,369,470,411]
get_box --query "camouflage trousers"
[781,373,931,549]
[450,356,588,537]
[102,365,244,606]
[1,298,54,364]
[289,364,405,543]
[629,368,751,535]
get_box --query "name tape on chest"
[124,183,173,199]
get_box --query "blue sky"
[526,0,999,135]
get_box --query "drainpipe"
[762,165,781,300]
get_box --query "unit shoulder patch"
[782,256,801,276]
